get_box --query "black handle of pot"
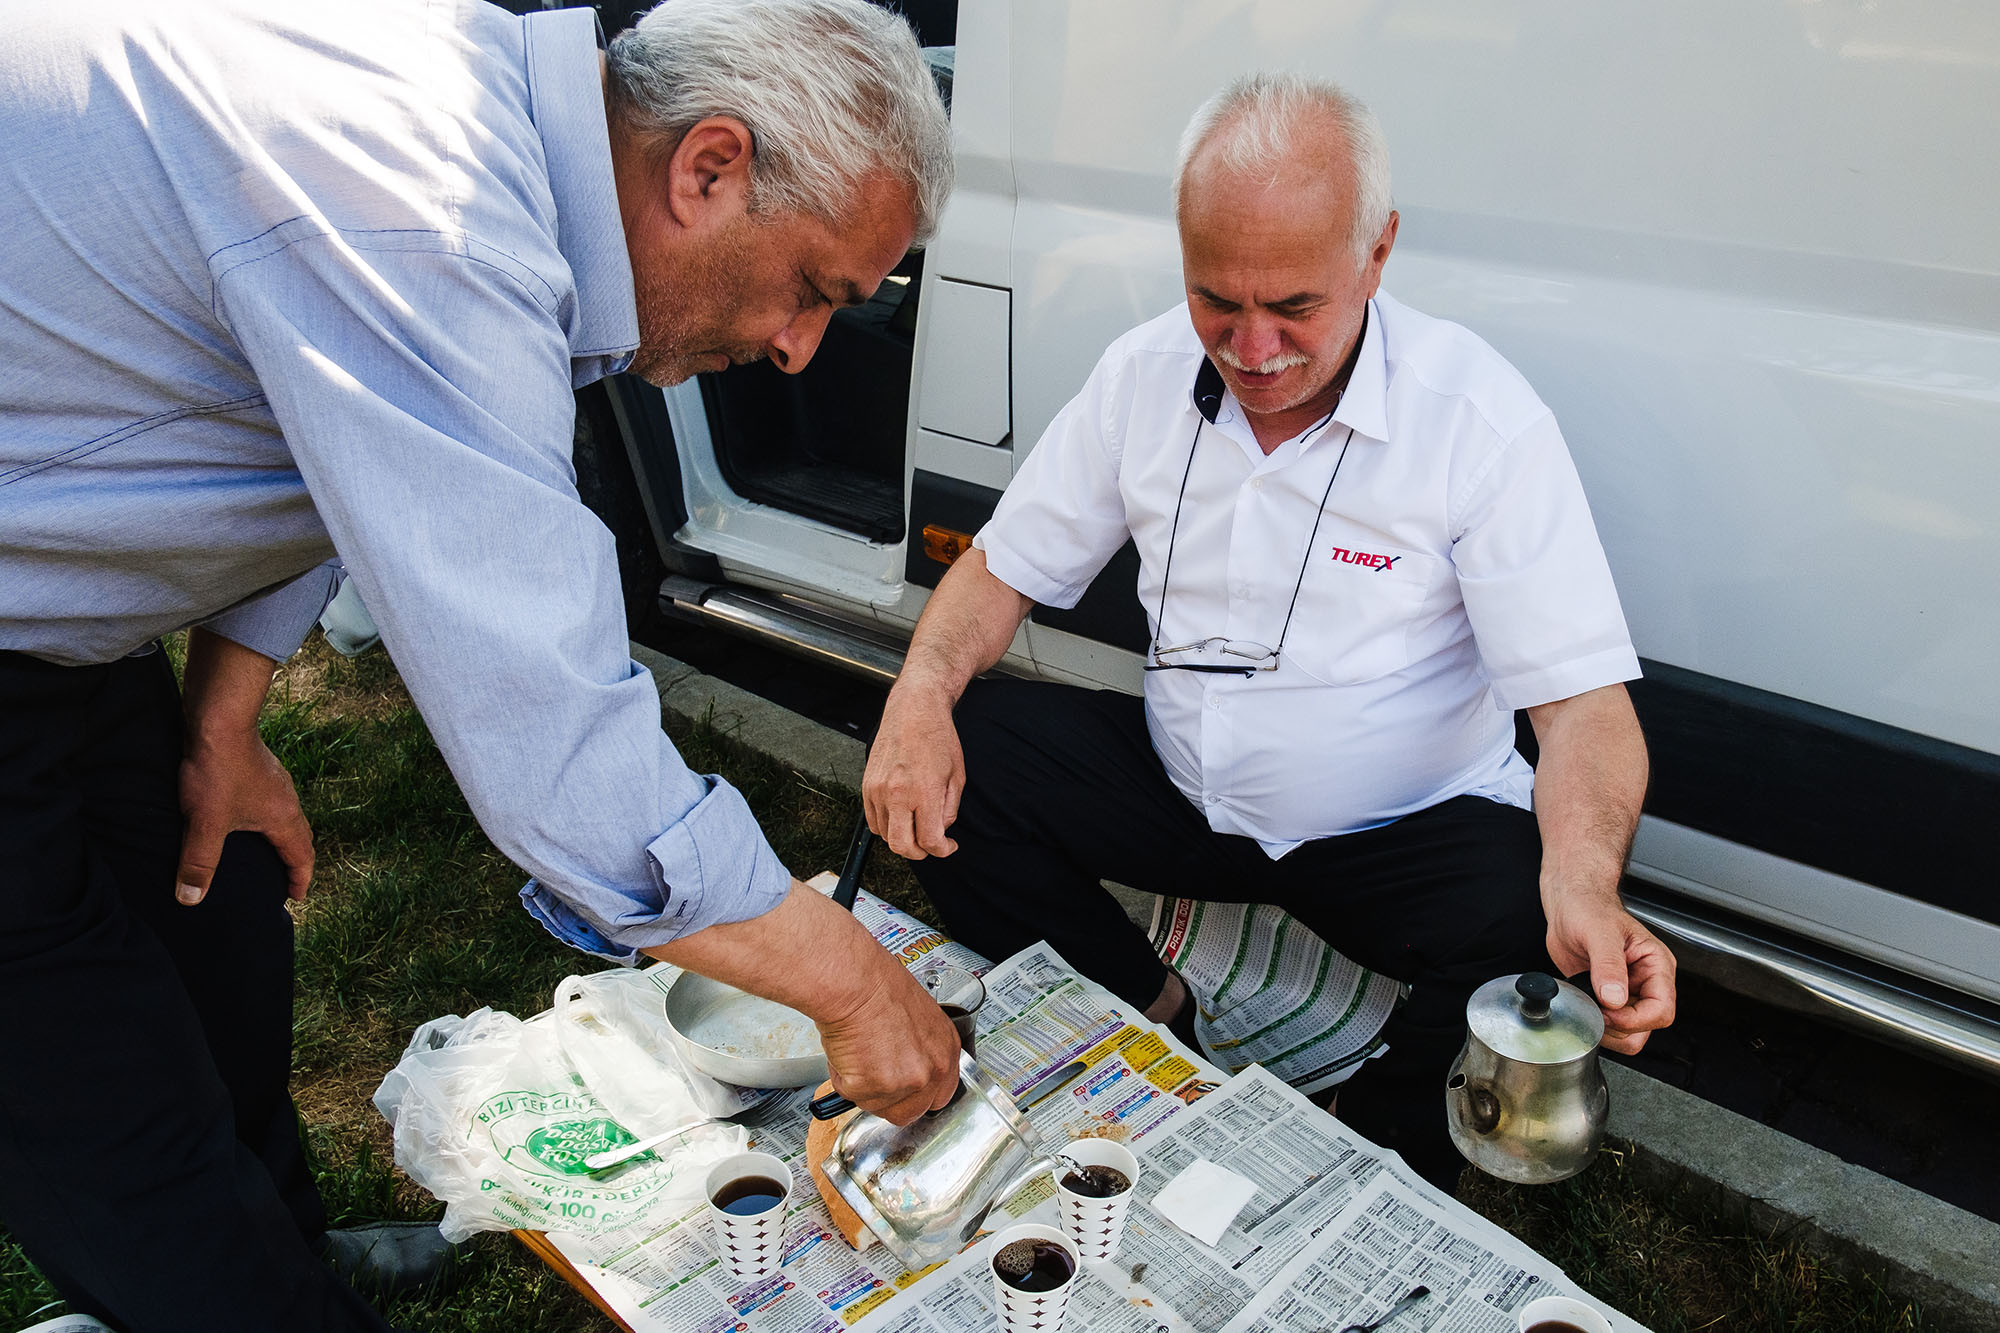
[809,1091,856,1120]
[1515,971,1558,1021]
[832,807,872,913]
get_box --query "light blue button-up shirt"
[0,0,792,959]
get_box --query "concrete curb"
[633,642,2000,1331]
[1606,1061,1998,1329]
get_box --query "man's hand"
[1527,683,1674,1052]
[177,730,315,904]
[812,957,966,1124]
[177,627,313,905]
[864,683,964,859]
[646,882,962,1125]
[863,549,1034,861]
[1541,888,1676,1053]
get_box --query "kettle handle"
[809,1051,981,1121]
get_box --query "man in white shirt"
[863,73,1676,1187]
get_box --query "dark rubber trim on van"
[1610,662,1996,927]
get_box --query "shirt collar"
[1330,298,1388,442]
[523,7,639,363]
[1185,298,1388,444]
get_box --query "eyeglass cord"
[1148,414,1357,675]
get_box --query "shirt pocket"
[1284,538,1435,686]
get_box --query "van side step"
[658,576,906,683]
[1628,892,2000,1078]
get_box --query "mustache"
[1215,345,1310,375]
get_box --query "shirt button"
[1208,696,1222,710]
[1250,477,1265,490]
[1204,794,1219,806]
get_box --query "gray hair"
[607,0,953,245]
[1173,73,1393,264]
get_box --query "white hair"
[607,0,953,245]
[1173,73,1393,264]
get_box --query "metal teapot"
[1445,972,1608,1183]
[816,1052,1052,1269]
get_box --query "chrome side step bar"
[1628,893,2000,1078]
[659,576,906,683]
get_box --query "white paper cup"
[1518,1293,1614,1333]
[704,1150,792,1282]
[1053,1138,1140,1263]
[988,1222,1081,1333]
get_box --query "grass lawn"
[1,636,1934,1331]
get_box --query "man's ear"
[665,115,755,227]
[1364,210,1400,294]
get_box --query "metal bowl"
[662,971,829,1089]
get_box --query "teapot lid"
[1465,972,1603,1064]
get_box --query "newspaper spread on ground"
[541,901,1220,1332]
[818,1066,1647,1333]
[1148,895,1407,1096]
[538,916,1643,1333]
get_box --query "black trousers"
[910,679,1555,1189]
[0,649,392,1332]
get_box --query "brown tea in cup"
[992,1238,1075,1292]
[711,1174,787,1217]
[1058,1163,1131,1198]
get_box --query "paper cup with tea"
[1054,1137,1140,1263]
[704,1150,792,1281]
[1517,1293,1614,1333]
[988,1222,1081,1332]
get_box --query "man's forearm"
[181,627,281,742]
[642,881,885,1026]
[1527,683,1648,905]
[890,549,1033,710]
[642,881,967,1124]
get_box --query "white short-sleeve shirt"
[976,293,1641,857]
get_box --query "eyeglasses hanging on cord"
[1145,416,1356,677]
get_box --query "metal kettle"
[817,1052,1053,1269]
[1445,972,1608,1183]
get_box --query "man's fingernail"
[176,883,203,905]
[1602,983,1627,1007]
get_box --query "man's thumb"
[1589,939,1630,1010]
[176,825,222,906]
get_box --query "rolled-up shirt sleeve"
[213,228,790,962]
[197,559,345,661]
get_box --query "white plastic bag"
[374,971,748,1242]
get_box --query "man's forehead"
[816,182,916,291]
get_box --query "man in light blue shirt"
[0,0,959,1326]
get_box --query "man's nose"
[1230,316,1283,369]
[767,304,837,374]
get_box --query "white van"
[576,1,2000,1074]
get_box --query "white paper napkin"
[1151,1158,1258,1247]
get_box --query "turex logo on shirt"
[1330,544,1401,572]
